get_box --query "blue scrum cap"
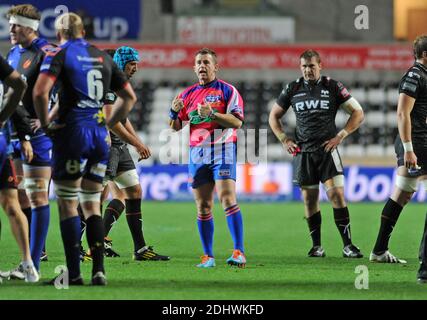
[113,46,140,71]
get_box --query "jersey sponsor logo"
[321,90,329,98]
[22,59,32,69]
[295,99,330,111]
[408,71,421,79]
[293,93,306,98]
[402,81,417,93]
[77,56,103,63]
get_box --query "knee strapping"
[114,169,139,189]
[24,178,49,193]
[324,175,345,192]
[55,184,79,200]
[79,190,101,203]
[396,175,418,192]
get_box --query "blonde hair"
[7,4,41,20]
[55,12,84,39]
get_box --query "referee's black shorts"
[292,148,344,187]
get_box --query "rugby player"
[33,13,136,285]
[269,49,364,258]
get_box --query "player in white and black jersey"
[269,49,365,259]
[370,36,427,280]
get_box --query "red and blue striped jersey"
[178,79,244,147]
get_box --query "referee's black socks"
[373,198,403,254]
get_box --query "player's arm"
[33,73,55,128]
[169,95,183,131]
[397,93,417,169]
[107,82,137,129]
[336,97,364,138]
[269,102,298,155]
[104,103,151,159]
[0,70,27,127]
[207,110,242,129]
[322,82,365,152]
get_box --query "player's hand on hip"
[21,140,33,163]
[30,118,41,133]
[282,138,299,155]
[404,151,418,170]
[322,135,343,152]
[137,143,151,161]
[197,102,212,118]
[172,95,184,112]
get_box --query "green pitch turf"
[0,201,426,300]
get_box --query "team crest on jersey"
[205,94,221,103]
[23,59,32,69]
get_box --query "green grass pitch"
[0,201,426,300]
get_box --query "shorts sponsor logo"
[219,169,231,176]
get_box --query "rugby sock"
[373,198,403,254]
[30,205,50,270]
[197,212,214,257]
[60,216,81,279]
[418,214,427,270]
[307,211,321,247]
[333,207,352,246]
[419,213,427,265]
[125,199,146,251]
[103,199,125,237]
[86,215,105,276]
[225,204,244,252]
[77,204,86,241]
